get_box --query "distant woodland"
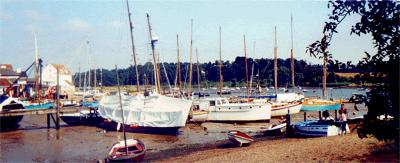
[73,57,364,87]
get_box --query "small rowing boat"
[228,130,254,147]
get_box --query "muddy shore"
[1,103,398,162]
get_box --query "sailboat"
[106,65,146,162]
[244,26,302,117]
[98,7,192,134]
[190,29,271,122]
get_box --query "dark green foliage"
[307,0,399,142]
[73,57,362,88]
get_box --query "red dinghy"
[106,139,146,162]
[228,130,254,147]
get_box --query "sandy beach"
[154,131,398,162]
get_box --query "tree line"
[73,57,363,87]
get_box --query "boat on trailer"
[228,130,254,147]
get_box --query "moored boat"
[106,139,146,162]
[293,120,349,137]
[0,95,24,129]
[191,97,271,122]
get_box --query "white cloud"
[63,18,92,31]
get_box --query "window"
[210,101,215,106]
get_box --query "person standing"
[339,105,348,135]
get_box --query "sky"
[0,0,375,73]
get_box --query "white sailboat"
[190,28,271,122]
[98,11,192,133]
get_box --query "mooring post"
[56,68,60,129]
[335,110,338,121]
[318,111,322,120]
[286,111,291,137]
[47,113,50,128]
[303,111,307,122]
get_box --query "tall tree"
[307,0,399,142]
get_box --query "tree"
[307,1,399,142]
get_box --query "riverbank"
[153,132,398,162]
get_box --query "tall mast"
[146,13,160,93]
[188,19,194,98]
[274,26,278,95]
[78,64,81,89]
[33,33,40,100]
[114,65,128,155]
[249,41,256,96]
[176,34,182,94]
[100,68,103,91]
[196,48,201,95]
[290,14,295,89]
[244,35,249,98]
[126,0,140,92]
[219,26,223,97]
[87,40,91,89]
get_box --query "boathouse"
[42,64,75,97]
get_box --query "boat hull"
[0,116,23,130]
[207,104,271,122]
[99,120,180,135]
[228,130,254,147]
[293,120,349,137]
[271,102,302,117]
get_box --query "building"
[0,64,28,96]
[42,64,75,97]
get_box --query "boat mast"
[188,19,194,98]
[146,13,160,93]
[100,68,103,91]
[34,33,40,101]
[114,65,128,155]
[176,34,182,94]
[126,0,140,92]
[244,35,249,98]
[87,40,91,90]
[290,14,295,89]
[196,48,201,95]
[78,64,81,89]
[219,26,223,97]
[249,41,255,96]
[274,26,278,95]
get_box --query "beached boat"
[270,101,302,117]
[228,130,254,147]
[0,95,24,129]
[98,93,192,132]
[293,120,349,137]
[191,97,271,122]
[106,139,146,162]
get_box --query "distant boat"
[228,130,254,147]
[191,97,271,122]
[0,95,24,129]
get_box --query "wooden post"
[318,111,322,120]
[47,113,50,128]
[303,111,307,122]
[56,68,60,129]
[335,110,338,121]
